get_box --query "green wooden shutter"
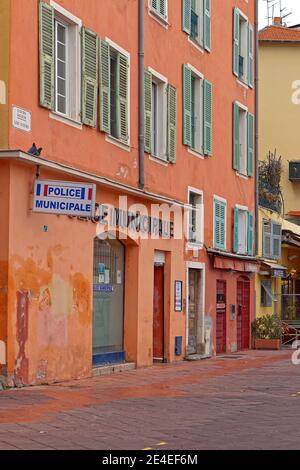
[182,0,191,34]
[167,84,177,163]
[144,70,152,154]
[233,8,240,77]
[214,200,226,251]
[247,112,254,176]
[248,24,254,88]
[203,79,212,156]
[204,0,211,52]
[117,53,129,142]
[233,207,239,253]
[183,64,192,146]
[159,0,168,19]
[81,27,98,127]
[233,102,240,171]
[271,222,282,259]
[99,39,110,134]
[39,2,54,109]
[248,212,254,256]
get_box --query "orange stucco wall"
[0,0,256,383]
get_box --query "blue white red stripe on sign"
[32,180,96,217]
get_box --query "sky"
[259,0,300,29]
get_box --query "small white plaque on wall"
[12,105,32,133]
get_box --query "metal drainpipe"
[255,0,259,257]
[138,0,145,189]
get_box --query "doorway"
[92,238,125,366]
[187,268,202,355]
[216,280,227,354]
[237,276,250,350]
[153,264,165,362]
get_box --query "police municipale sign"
[33,180,96,217]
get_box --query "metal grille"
[93,239,118,284]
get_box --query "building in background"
[0,0,257,386]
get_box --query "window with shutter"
[39,2,54,109]
[167,84,177,163]
[99,41,130,145]
[183,64,210,156]
[271,222,282,259]
[263,220,272,258]
[183,0,211,52]
[233,102,252,177]
[150,0,168,21]
[39,3,82,122]
[233,8,254,88]
[188,190,203,245]
[81,28,98,127]
[203,79,212,156]
[234,207,252,255]
[214,199,226,251]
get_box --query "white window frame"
[148,0,169,26]
[236,8,249,87]
[235,101,248,177]
[105,37,131,148]
[49,1,82,127]
[187,64,204,157]
[213,195,227,250]
[148,67,168,162]
[189,0,204,48]
[187,187,204,249]
[235,204,248,255]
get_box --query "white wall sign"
[12,105,32,132]
[33,180,96,217]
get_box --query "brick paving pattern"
[0,350,299,450]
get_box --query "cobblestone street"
[0,350,299,450]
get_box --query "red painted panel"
[153,266,164,360]
[237,279,250,350]
[216,281,226,354]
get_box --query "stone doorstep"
[92,362,136,377]
[0,373,24,390]
[185,354,212,361]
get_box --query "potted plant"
[251,314,283,350]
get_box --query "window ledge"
[188,147,205,159]
[49,112,83,129]
[149,155,169,166]
[236,78,249,90]
[188,36,204,54]
[148,9,169,28]
[187,242,204,251]
[236,171,249,180]
[105,134,131,152]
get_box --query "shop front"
[0,156,186,385]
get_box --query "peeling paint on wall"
[15,291,29,383]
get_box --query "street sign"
[33,180,96,217]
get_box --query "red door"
[237,278,250,350]
[216,280,226,354]
[153,265,164,361]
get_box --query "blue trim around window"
[92,351,125,367]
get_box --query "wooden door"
[237,278,250,350]
[153,265,164,360]
[188,269,200,355]
[216,280,226,354]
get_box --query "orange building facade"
[0,0,258,385]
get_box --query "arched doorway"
[237,276,250,350]
[92,238,125,365]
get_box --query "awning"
[213,256,259,273]
[261,261,288,278]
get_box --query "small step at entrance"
[92,362,136,377]
[216,354,245,360]
[185,354,212,361]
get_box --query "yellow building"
[259,18,300,222]
[256,206,300,335]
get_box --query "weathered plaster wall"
[0,162,9,369]
[0,0,10,148]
